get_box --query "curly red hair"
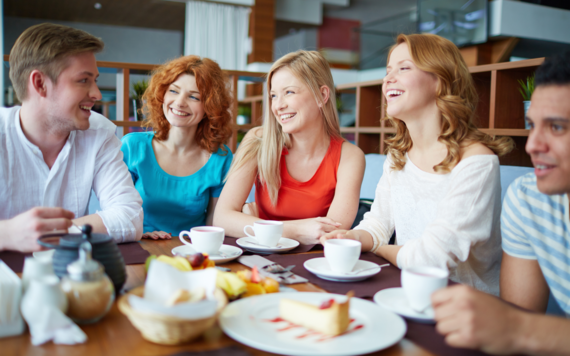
[142,55,232,153]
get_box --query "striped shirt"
[501,173,570,316]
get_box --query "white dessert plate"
[33,249,55,261]
[373,287,435,323]
[171,244,243,264]
[304,258,382,282]
[219,292,406,356]
[236,236,299,254]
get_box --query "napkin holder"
[0,260,25,338]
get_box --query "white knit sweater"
[355,154,502,295]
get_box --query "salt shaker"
[61,241,115,324]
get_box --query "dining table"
[0,238,485,356]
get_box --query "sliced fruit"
[242,282,266,298]
[173,256,192,271]
[251,266,261,283]
[236,270,252,282]
[187,253,205,268]
[262,277,280,293]
[216,271,247,299]
[145,255,157,272]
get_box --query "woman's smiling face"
[162,74,205,128]
[270,67,323,134]
[383,43,439,121]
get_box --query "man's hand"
[0,207,75,252]
[432,285,524,355]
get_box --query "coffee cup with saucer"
[177,227,243,263]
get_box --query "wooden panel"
[359,85,383,128]
[358,133,381,154]
[248,0,275,64]
[337,79,383,91]
[493,67,540,129]
[481,128,529,137]
[491,38,520,63]
[460,38,518,66]
[246,83,263,97]
[499,136,532,167]
[252,100,263,126]
[472,72,491,129]
[229,75,240,152]
[470,58,544,73]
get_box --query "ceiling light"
[94,3,102,9]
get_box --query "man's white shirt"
[0,106,143,242]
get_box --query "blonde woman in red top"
[214,50,365,244]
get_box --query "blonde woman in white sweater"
[320,34,514,295]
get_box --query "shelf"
[337,78,383,91]
[481,129,529,137]
[113,121,144,127]
[340,127,395,134]
[234,124,257,131]
[239,95,263,104]
[469,58,544,74]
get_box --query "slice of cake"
[279,293,351,336]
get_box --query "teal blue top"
[121,132,233,235]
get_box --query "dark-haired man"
[432,51,570,354]
[0,23,143,252]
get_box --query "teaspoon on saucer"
[343,263,389,275]
[244,240,284,248]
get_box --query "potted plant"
[237,105,252,125]
[518,75,534,129]
[131,79,149,121]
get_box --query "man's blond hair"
[9,23,104,101]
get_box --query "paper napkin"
[0,261,25,338]
[24,306,87,346]
[128,261,218,319]
[238,255,308,284]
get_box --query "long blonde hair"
[385,34,513,172]
[227,50,342,206]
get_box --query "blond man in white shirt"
[0,23,143,252]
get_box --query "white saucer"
[303,258,382,282]
[236,236,299,254]
[171,244,243,264]
[373,287,435,323]
[33,249,55,261]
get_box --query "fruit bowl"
[118,286,227,345]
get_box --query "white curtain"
[185,1,250,71]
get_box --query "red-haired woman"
[121,55,233,239]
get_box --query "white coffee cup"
[179,226,224,255]
[324,239,361,273]
[243,220,283,247]
[401,266,449,312]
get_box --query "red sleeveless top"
[255,137,343,221]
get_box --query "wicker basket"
[118,286,227,345]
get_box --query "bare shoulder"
[340,140,365,161]
[339,140,365,170]
[461,142,494,160]
[243,126,263,140]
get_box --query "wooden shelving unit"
[235,94,264,150]
[335,57,544,167]
[3,54,266,152]
[3,54,541,165]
